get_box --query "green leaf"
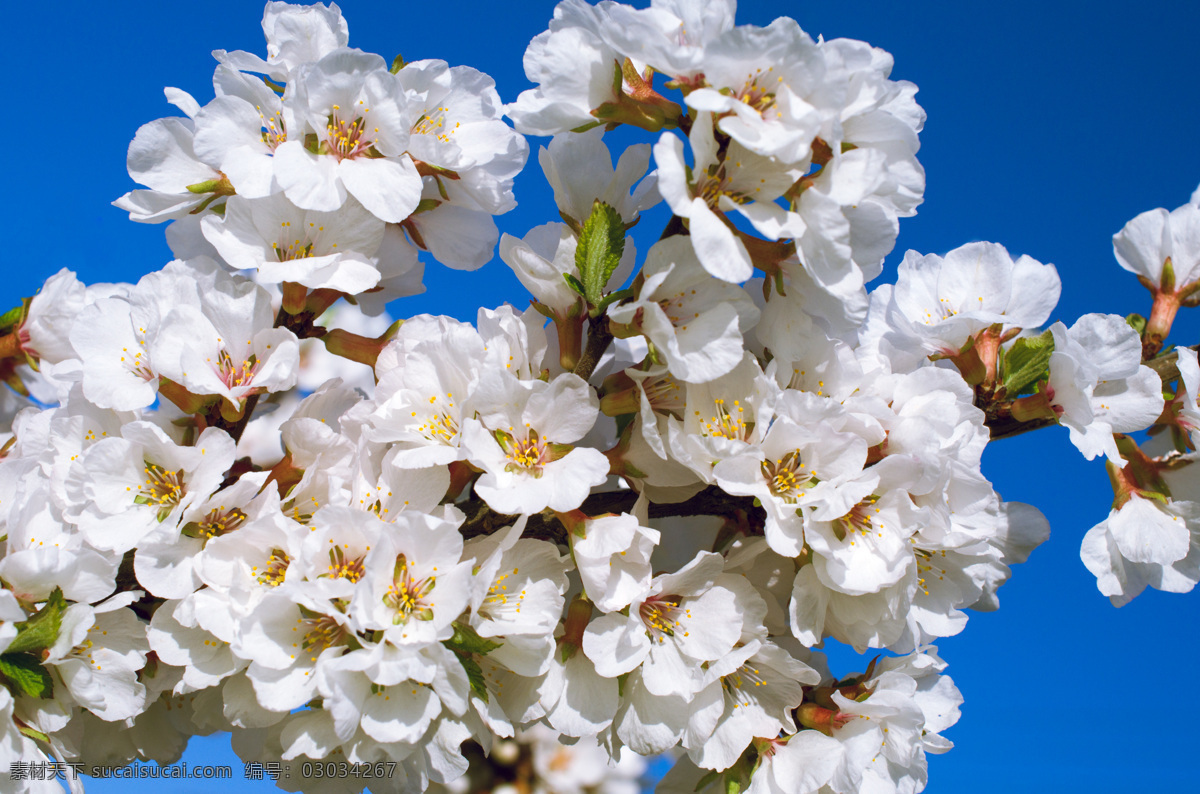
[455,652,489,703]
[7,588,67,656]
[18,724,49,743]
[0,654,54,699]
[0,304,23,331]
[574,200,625,308]
[444,622,502,656]
[562,273,587,298]
[1001,330,1055,396]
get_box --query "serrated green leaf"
[456,652,488,703]
[6,588,67,656]
[563,273,586,298]
[0,654,54,699]
[575,200,625,307]
[1001,330,1055,396]
[444,622,502,656]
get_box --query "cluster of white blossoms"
[0,1,1197,793]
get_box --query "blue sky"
[6,1,1200,792]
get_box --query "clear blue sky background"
[5,1,1200,792]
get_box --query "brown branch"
[458,485,763,545]
[985,413,1057,441]
[659,214,688,240]
[1143,344,1197,385]
[573,316,613,382]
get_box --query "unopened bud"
[558,594,593,659]
[796,702,854,736]
[322,328,391,368]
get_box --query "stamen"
[383,554,437,624]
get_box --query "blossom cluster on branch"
[0,2,1197,793]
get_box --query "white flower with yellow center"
[65,423,234,555]
[152,271,300,413]
[44,602,149,722]
[713,409,867,558]
[201,193,385,294]
[683,19,825,165]
[195,489,306,604]
[463,371,609,515]
[666,353,778,484]
[884,242,1061,357]
[366,315,486,467]
[805,478,924,597]
[192,65,294,198]
[234,587,356,714]
[344,507,472,647]
[134,470,282,600]
[274,49,423,223]
[608,236,760,383]
[68,297,162,412]
[583,552,764,702]
[460,521,568,678]
[683,640,819,772]
[654,113,805,283]
[397,59,528,260]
